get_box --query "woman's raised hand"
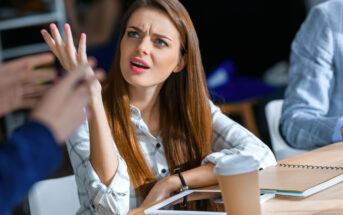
[41,23,87,72]
[41,23,104,100]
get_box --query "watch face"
[181,185,189,192]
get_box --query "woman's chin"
[126,80,154,89]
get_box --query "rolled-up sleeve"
[67,120,130,215]
[202,101,276,169]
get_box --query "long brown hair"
[102,0,213,198]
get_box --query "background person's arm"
[0,65,96,213]
[280,4,338,149]
[0,53,56,116]
[0,121,62,212]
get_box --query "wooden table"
[129,182,343,215]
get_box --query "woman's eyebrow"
[128,26,142,32]
[127,26,172,41]
[154,33,172,41]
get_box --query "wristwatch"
[174,168,189,192]
[174,168,188,207]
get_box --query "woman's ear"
[173,56,186,73]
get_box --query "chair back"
[265,99,307,161]
[29,175,80,215]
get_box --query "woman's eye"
[128,31,139,38]
[156,39,167,47]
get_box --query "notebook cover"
[259,142,343,195]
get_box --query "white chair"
[28,175,80,215]
[265,99,308,161]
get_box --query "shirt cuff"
[201,149,240,165]
[87,153,130,214]
[331,118,343,143]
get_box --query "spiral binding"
[278,163,343,170]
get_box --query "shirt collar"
[129,104,142,120]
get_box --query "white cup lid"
[213,154,260,176]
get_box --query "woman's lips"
[130,58,150,73]
[130,63,149,73]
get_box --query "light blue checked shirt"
[280,0,343,149]
[67,101,276,215]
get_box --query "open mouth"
[130,61,150,69]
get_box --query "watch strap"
[173,168,188,207]
[174,168,189,192]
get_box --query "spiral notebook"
[259,141,343,197]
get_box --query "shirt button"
[156,143,161,148]
[161,169,167,174]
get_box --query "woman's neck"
[129,85,161,136]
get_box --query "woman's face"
[120,8,183,90]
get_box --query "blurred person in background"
[0,53,101,215]
[281,0,343,149]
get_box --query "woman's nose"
[137,37,151,55]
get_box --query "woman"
[41,0,276,214]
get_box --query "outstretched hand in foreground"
[31,64,103,143]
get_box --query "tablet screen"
[144,190,275,214]
[158,191,225,212]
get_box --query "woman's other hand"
[141,175,181,207]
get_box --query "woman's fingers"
[77,33,88,63]
[88,56,97,69]
[42,23,89,72]
[94,69,106,82]
[50,23,63,47]
[50,23,73,70]
[41,29,58,56]
[64,23,77,66]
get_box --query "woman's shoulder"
[208,99,222,114]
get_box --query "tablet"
[144,190,275,215]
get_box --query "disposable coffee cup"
[214,154,261,215]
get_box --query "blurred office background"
[0,0,326,214]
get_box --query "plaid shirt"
[67,101,276,215]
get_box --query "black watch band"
[174,168,189,192]
[174,168,188,207]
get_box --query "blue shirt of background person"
[0,121,62,215]
[280,0,343,149]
